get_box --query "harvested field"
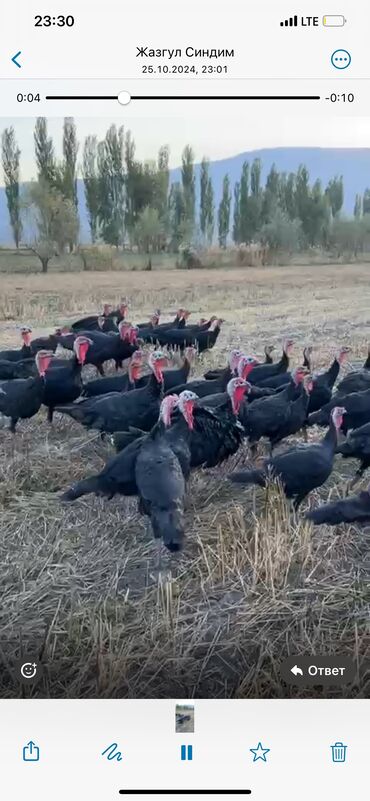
[0,263,369,698]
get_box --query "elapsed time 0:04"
[17,93,41,102]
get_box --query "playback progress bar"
[45,94,321,101]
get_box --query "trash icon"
[331,742,347,763]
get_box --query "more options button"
[281,655,356,686]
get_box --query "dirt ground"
[0,263,369,699]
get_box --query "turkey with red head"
[306,346,351,414]
[43,336,92,422]
[113,381,246,470]
[0,350,54,432]
[246,338,294,386]
[229,406,346,509]
[56,321,138,375]
[81,350,146,398]
[335,344,370,395]
[238,366,309,452]
[0,327,33,362]
[71,303,121,333]
[62,395,188,553]
[307,387,370,434]
[55,350,169,434]
[166,349,243,399]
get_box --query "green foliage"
[97,125,125,247]
[34,118,57,188]
[23,178,79,271]
[328,216,370,259]
[233,160,264,243]
[82,135,99,242]
[284,173,297,220]
[239,161,249,242]
[33,117,79,250]
[325,175,343,218]
[181,145,195,235]
[218,174,231,248]
[178,244,202,269]
[354,193,363,218]
[133,206,164,253]
[156,144,170,220]
[1,127,22,247]
[3,117,370,264]
[261,163,280,224]
[233,181,240,244]
[246,159,262,240]
[363,189,370,216]
[61,117,79,209]
[293,168,330,246]
[168,182,187,251]
[205,176,215,245]
[77,245,114,271]
[260,208,302,261]
[200,158,214,245]
[124,135,169,244]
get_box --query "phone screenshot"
[0,2,368,798]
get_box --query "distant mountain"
[1,147,369,244]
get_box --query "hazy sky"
[1,115,370,183]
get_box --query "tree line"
[1,117,370,271]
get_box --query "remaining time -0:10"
[325,93,355,102]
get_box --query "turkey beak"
[130,357,143,380]
[295,367,310,384]
[22,330,32,347]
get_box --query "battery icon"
[323,15,347,26]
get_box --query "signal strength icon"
[280,15,298,26]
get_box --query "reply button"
[281,655,356,686]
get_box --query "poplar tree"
[1,126,22,247]
[218,174,231,248]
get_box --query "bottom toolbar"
[0,699,366,800]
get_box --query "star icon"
[250,742,270,762]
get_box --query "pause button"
[181,745,193,761]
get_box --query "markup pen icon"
[23,741,40,762]
[101,743,123,762]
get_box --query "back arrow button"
[11,51,22,68]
